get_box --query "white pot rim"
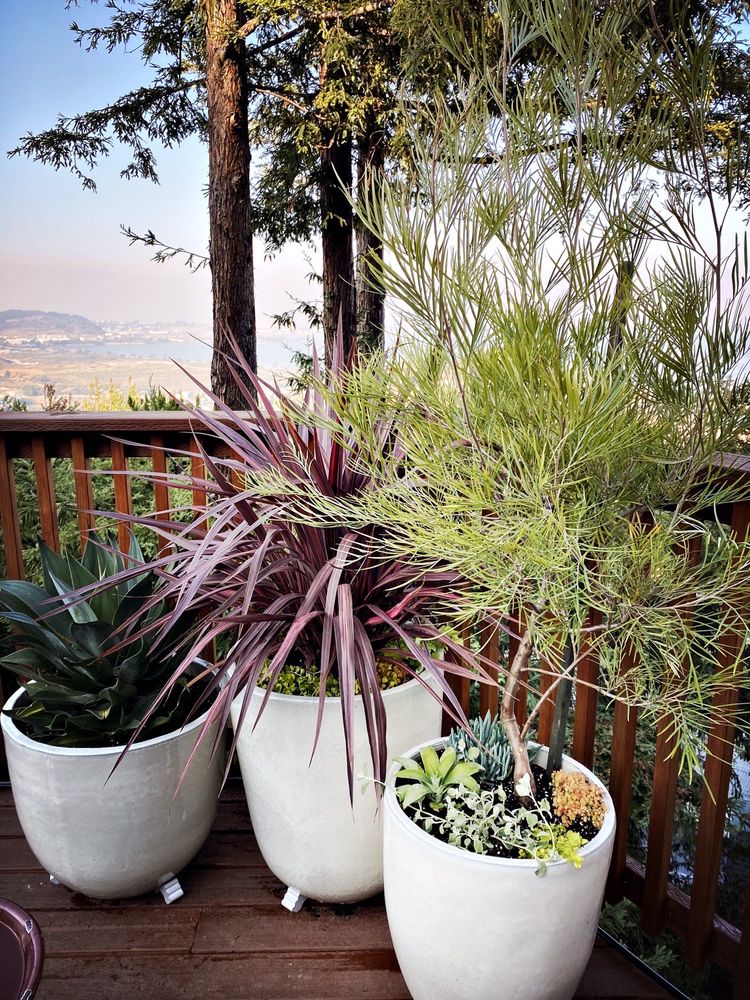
[230,669,434,706]
[384,736,616,872]
[1,685,214,758]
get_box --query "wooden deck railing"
[1,411,749,997]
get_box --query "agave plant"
[0,532,203,747]
[86,337,490,793]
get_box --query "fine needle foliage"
[246,1,750,794]
[76,334,490,796]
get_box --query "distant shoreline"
[0,335,311,410]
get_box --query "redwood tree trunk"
[321,135,355,359]
[356,128,386,352]
[206,0,256,406]
[319,53,355,360]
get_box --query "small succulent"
[526,826,587,874]
[551,771,606,831]
[0,533,202,748]
[394,745,482,810]
[448,712,538,785]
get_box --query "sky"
[0,0,314,330]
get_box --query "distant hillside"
[0,309,104,338]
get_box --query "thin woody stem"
[501,619,539,797]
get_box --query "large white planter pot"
[383,739,616,1000]
[230,676,443,903]
[1,686,224,899]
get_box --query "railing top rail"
[1,412,749,467]
[715,451,750,477]
[0,411,251,435]
[2,411,750,463]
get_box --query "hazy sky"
[0,0,314,330]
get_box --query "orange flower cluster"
[551,771,606,831]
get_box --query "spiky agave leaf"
[0,532,203,747]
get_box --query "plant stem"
[501,623,537,797]
[606,259,634,358]
[546,634,575,776]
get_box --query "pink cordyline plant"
[86,336,491,794]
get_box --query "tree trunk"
[205,0,256,407]
[319,55,355,361]
[356,128,386,352]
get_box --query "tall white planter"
[230,677,443,904]
[383,739,616,1000]
[2,686,224,900]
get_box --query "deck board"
[0,783,669,999]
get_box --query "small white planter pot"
[230,676,443,904]
[383,739,616,1000]
[1,686,224,900]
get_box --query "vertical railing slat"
[734,884,750,1000]
[535,608,563,746]
[187,442,215,662]
[190,450,208,511]
[642,534,703,935]
[0,435,22,774]
[70,435,95,554]
[150,434,172,556]
[0,437,24,580]
[441,624,473,736]
[571,609,600,769]
[686,499,750,966]
[606,648,640,902]
[478,617,499,718]
[686,689,739,965]
[642,722,681,934]
[537,660,556,747]
[110,440,133,552]
[31,436,59,551]
[607,511,656,902]
[230,448,244,491]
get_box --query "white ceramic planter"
[2,686,224,899]
[383,739,616,1000]
[230,676,443,903]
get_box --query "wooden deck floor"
[0,782,669,1000]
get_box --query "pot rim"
[1,684,214,758]
[384,736,616,872]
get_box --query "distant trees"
[11,2,256,405]
[10,1,419,382]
